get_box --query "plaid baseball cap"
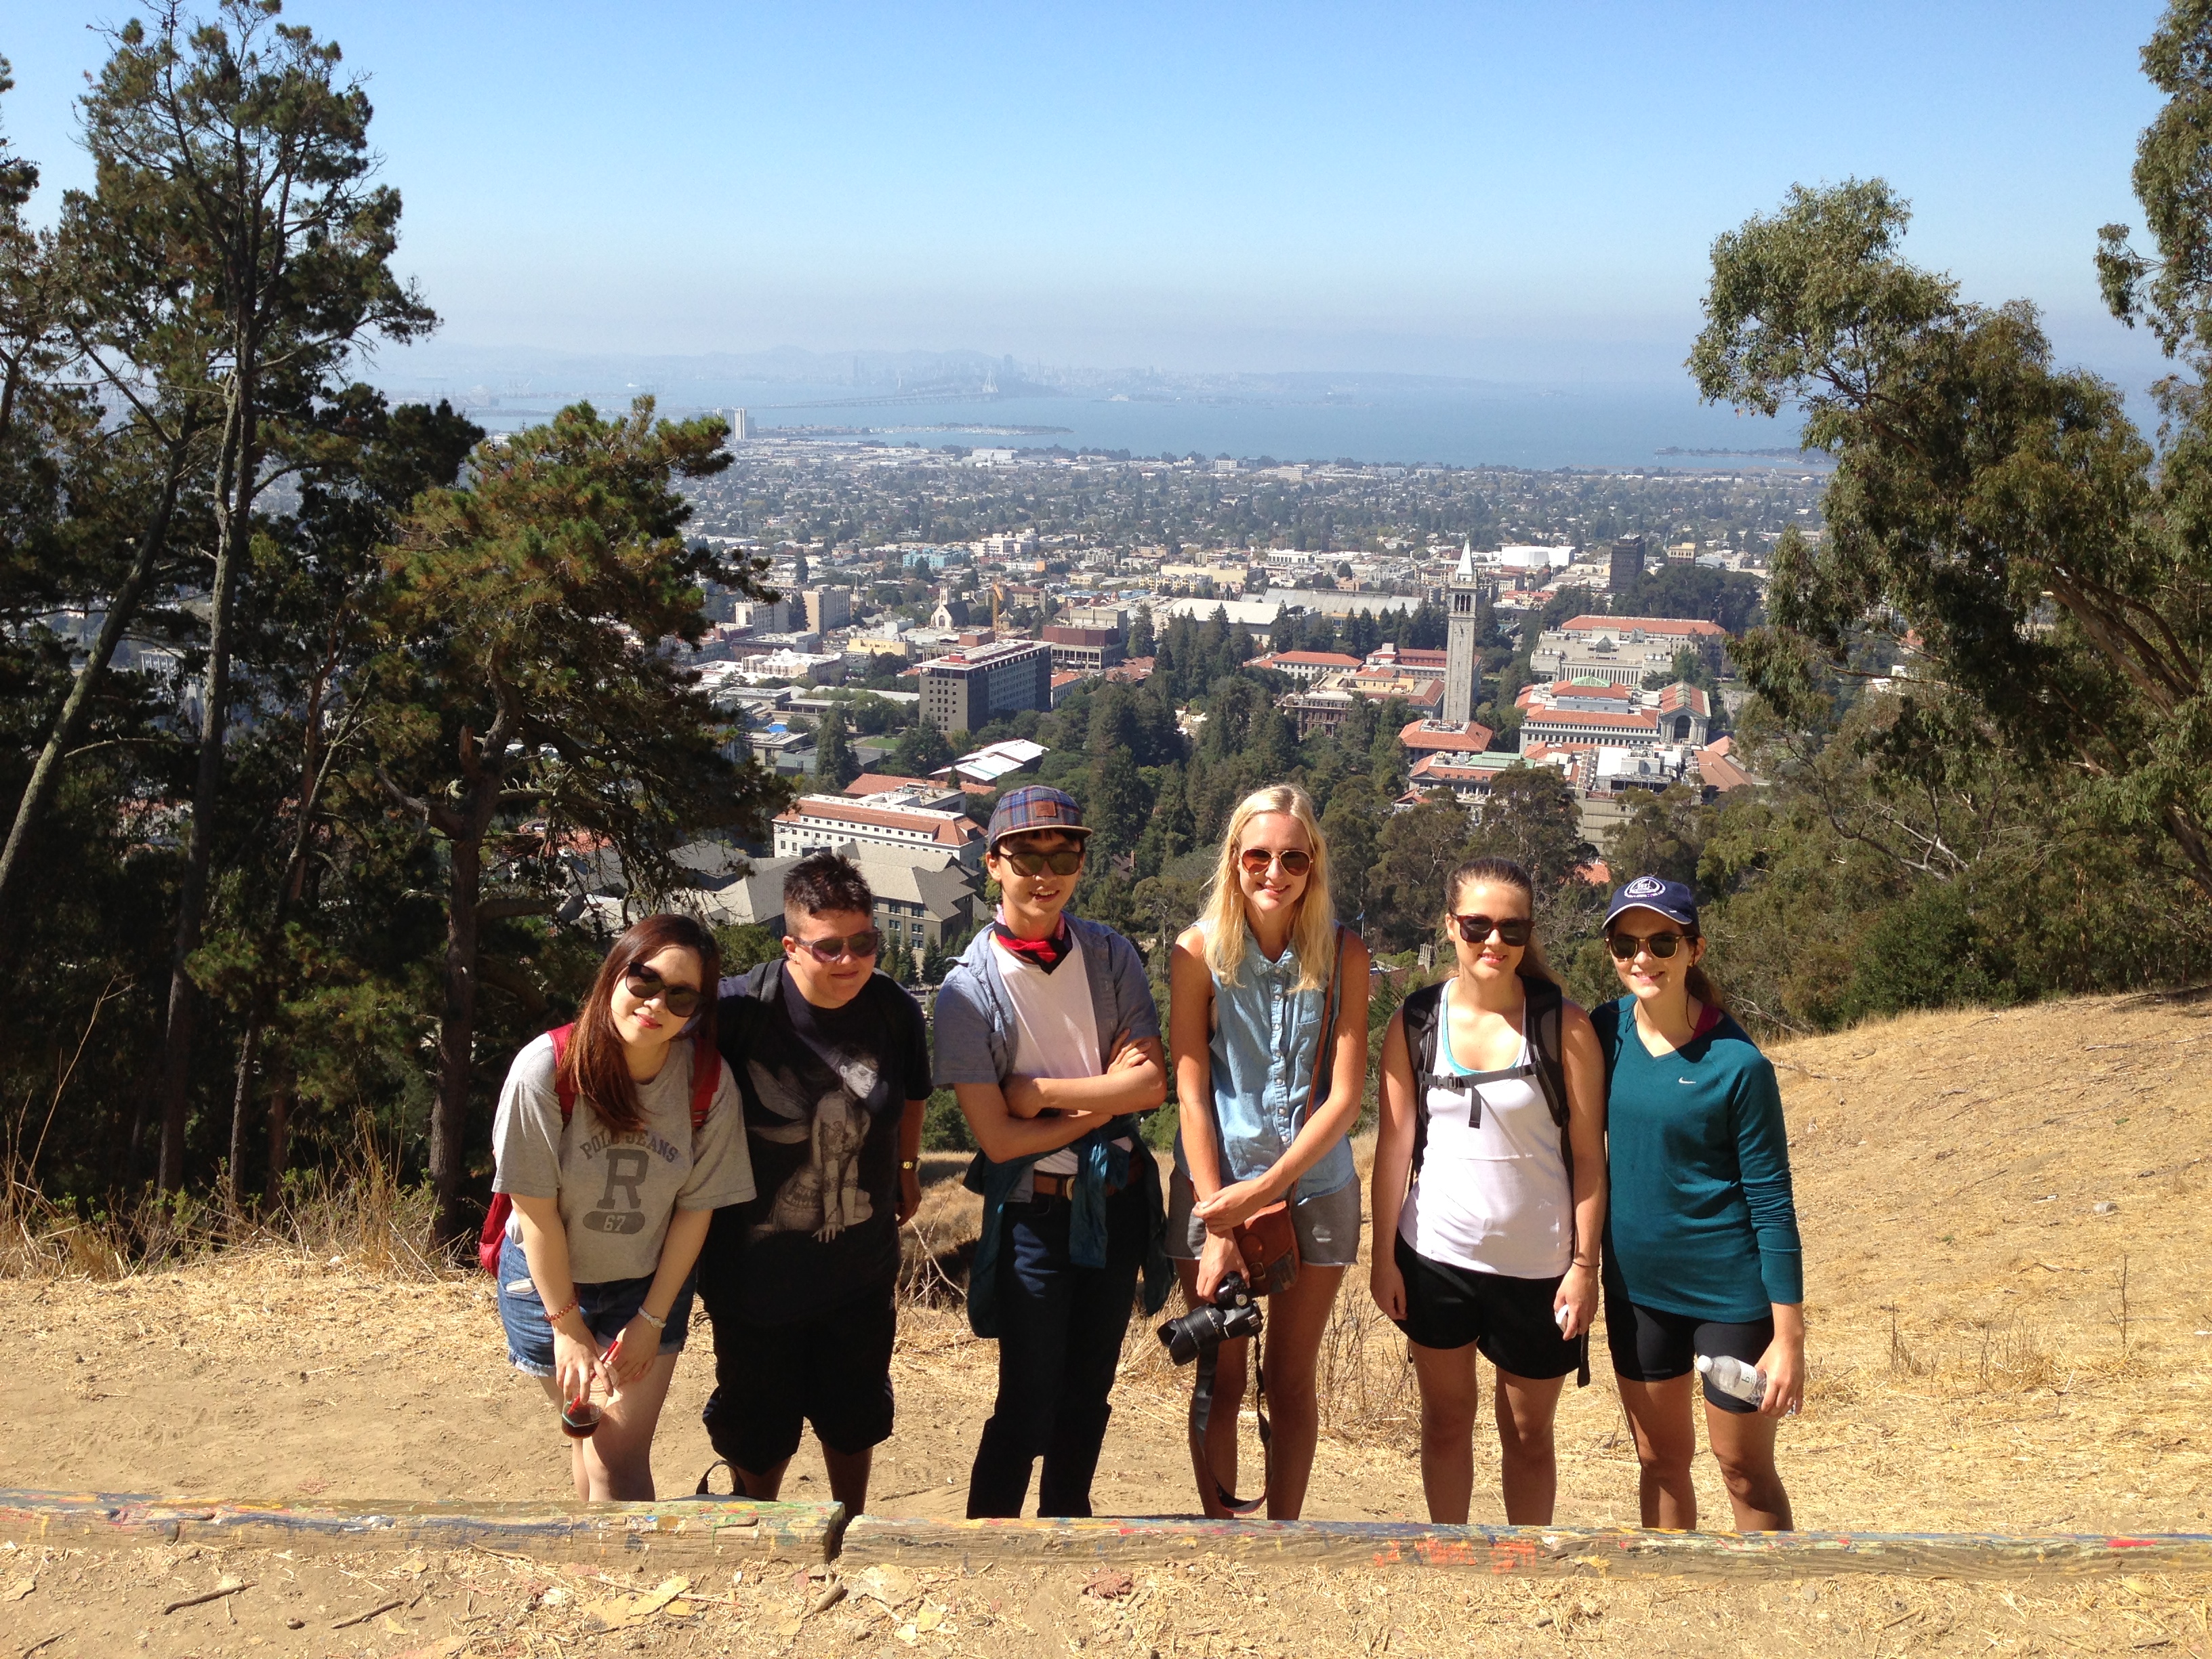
[986,785,1092,850]
[1605,874,1699,930]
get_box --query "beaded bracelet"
[636,1308,667,1332]
[546,1297,581,1327]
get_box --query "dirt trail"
[4,989,2210,1655]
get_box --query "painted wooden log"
[0,1491,846,1564]
[838,1515,2212,1581]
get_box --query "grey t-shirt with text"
[493,1031,756,1284]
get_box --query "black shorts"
[1603,1282,1774,1416]
[701,1285,897,1470]
[1391,1233,1580,1380]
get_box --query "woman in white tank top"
[1369,857,1607,1526]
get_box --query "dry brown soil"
[4,989,2211,1656]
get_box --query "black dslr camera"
[1156,1271,1264,1366]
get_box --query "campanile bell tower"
[1442,539,1481,725]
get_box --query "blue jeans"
[966,1186,1147,1519]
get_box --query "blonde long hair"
[1200,784,1338,992]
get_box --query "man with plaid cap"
[933,785,1172,1518]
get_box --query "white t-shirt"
[991,934,1130,1194]
[1399,981,1572,1279]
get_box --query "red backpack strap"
[548,1023,578,1122]
[687,1029,719,1130]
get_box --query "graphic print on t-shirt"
[576,1125,685,1235]
[745,1051,880,1242]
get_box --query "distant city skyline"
[1,1,2180,387]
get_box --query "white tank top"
[1398,981,1573,1279]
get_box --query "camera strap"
[1188,1326,1271,1517]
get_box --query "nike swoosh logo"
[1678,1078,1696,1084]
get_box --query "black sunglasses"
[1607,930,1692,960]
[998,848,1083,876]
[792,929,882,963]
[623,964,703,1017]
[1452,914,1532,946]
[1240,847,1313,877]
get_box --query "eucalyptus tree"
[1693,167,2212,906]
[365,400,788,1244]
[72,1,436,1190]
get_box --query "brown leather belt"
[1030,1171,1122,1200]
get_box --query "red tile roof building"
[1246,649,1362,684]
[1399,718,1497,756]
[773,794,985,869]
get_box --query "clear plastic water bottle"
[1696,1353,1767,1406]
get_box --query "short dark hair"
[784,851,874,920]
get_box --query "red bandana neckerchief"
[994,913,1072,974]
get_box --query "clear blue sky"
[0,1,2179,382]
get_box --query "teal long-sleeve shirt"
[1595,996,1803,1321]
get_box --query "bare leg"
[1705,1401,1792,1530]
[1173,1259,1248,1517]
[1492,1368,1565,1525]
[533,1374,591,1502]
[1408,1340,1482,1523]
[1615,1372,1698,1529]
[550,1353,678,1502]
[1252,1263,1345,1520]
[736,1446,874,1513]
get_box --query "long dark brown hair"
[556,914,721,1134]
[1442,856,1560,988]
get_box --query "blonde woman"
[1166,784,1370,1519]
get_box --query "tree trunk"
[263,1059,291,1212]
[157,377,255,1194]
[430,816,485,1246]
[226,1016,260,1215]
[0,459,186,936]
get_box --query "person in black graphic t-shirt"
[697,853,932,1513]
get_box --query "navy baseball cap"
[985,785,1092,851]
[1605,874,1698,930]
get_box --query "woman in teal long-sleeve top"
[1595,875,1803,1532]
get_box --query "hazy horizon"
[3,1,2185,392]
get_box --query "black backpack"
[1399,972,1589,1386]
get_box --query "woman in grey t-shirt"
[491,914,754,1500]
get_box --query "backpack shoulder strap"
[1519,975,1569,1130]
[1401,981,1448,1174]
[547,1023,578,1123]
[688,1030,718,1129]
[1518,974,1592,1390]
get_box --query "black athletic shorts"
[700,1284,897,1470]
[1603,1277,1774,1416]
[1391,1233,1580,1379]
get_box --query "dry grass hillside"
[3,989,2209,1657]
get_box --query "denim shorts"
[495,1236,696,1378]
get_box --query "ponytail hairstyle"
[1442,855,1560,988]
[1684,947,1725,1012]
[557,912,722,1134]
[1201,783,1338,992]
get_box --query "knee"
[1419,1399,1478,1444]
[1636,1442,1694,1481]
[1713,1449,1777,1496]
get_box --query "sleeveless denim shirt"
[1172,922,1358,1202]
